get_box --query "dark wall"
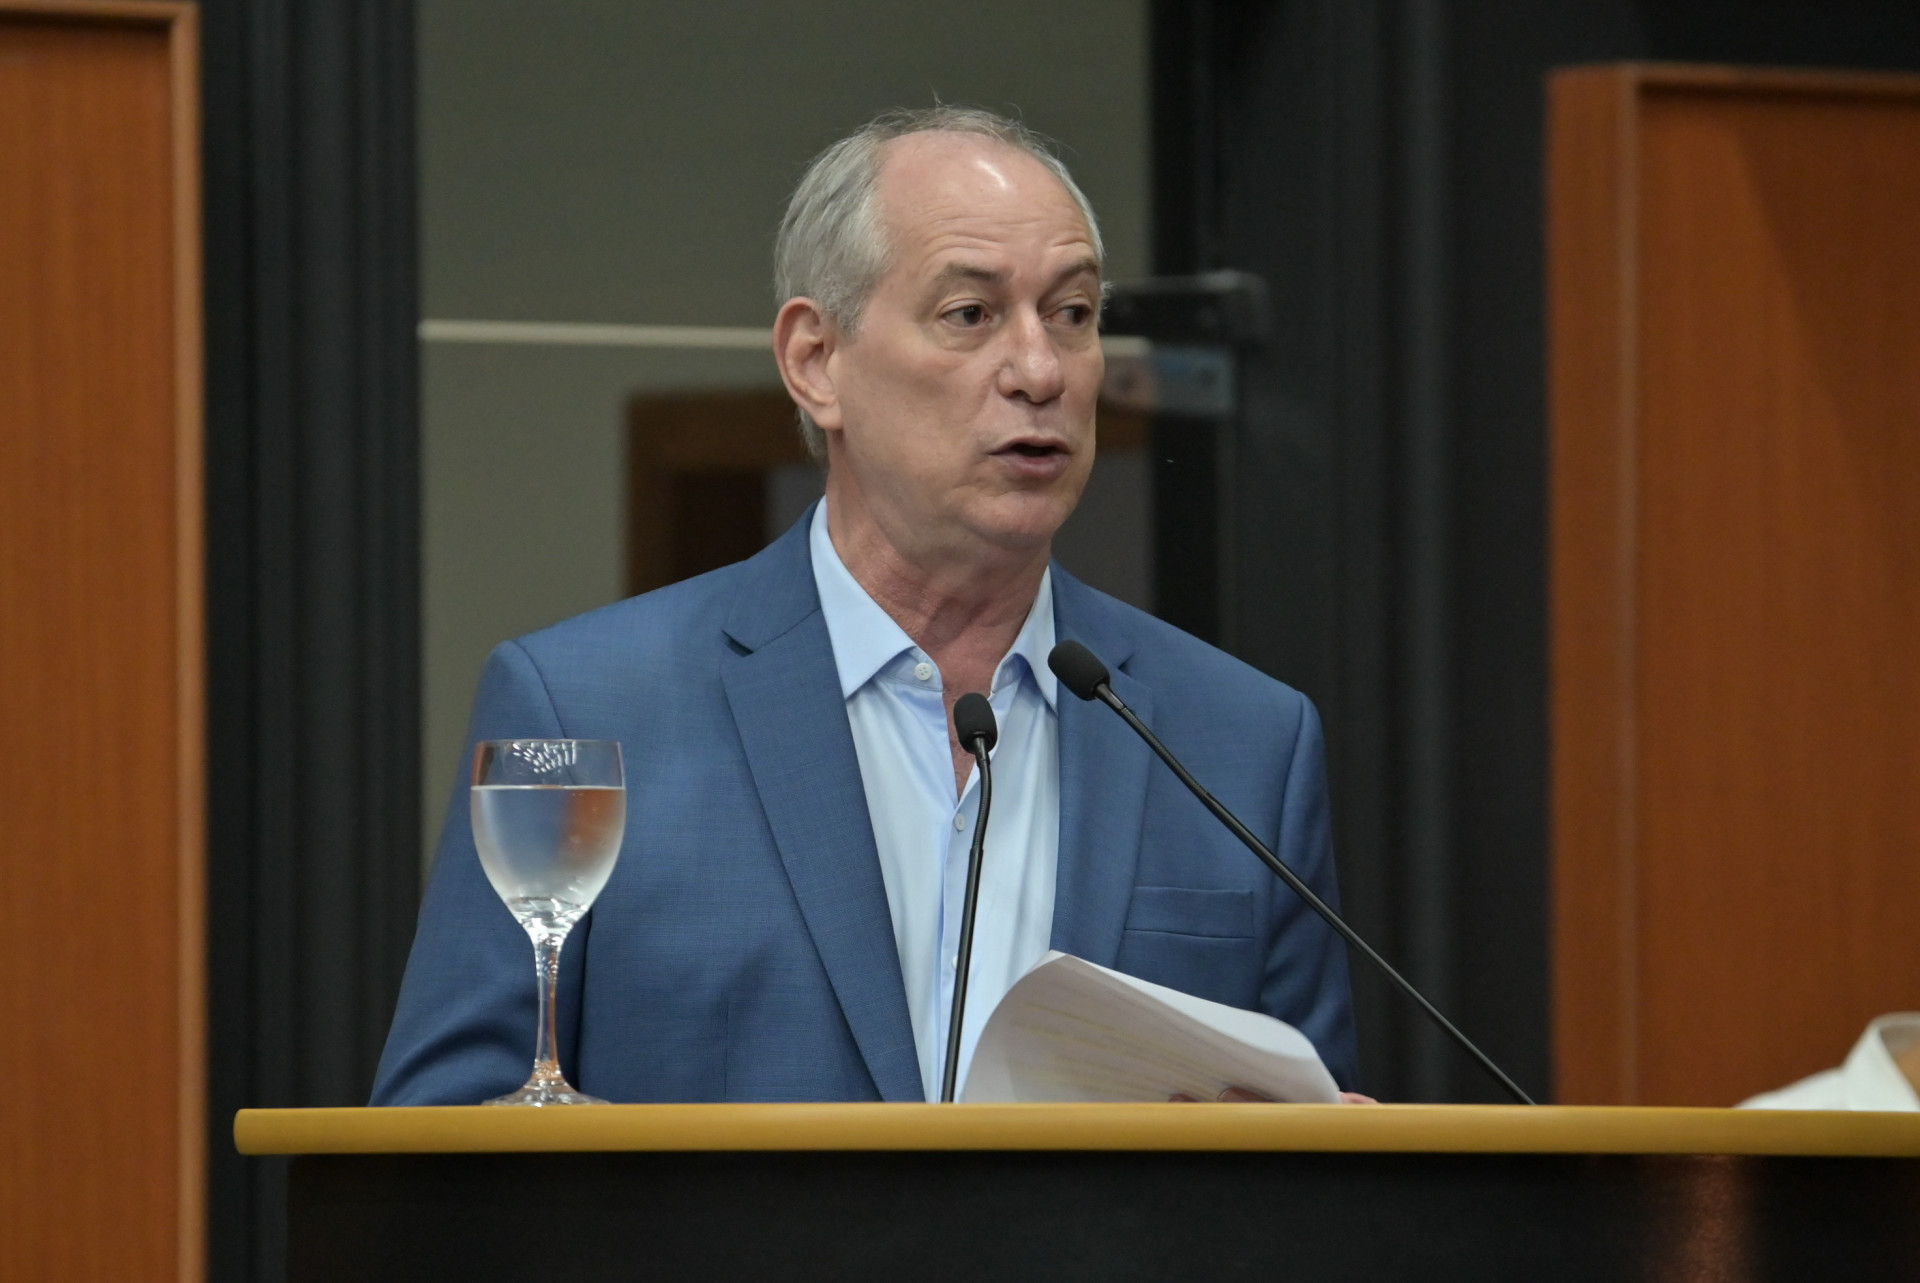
[201,2,420,1279]
[1152,0,1920,1103]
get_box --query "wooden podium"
[238,1104,1920,1279]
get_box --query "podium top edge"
[232,1102,1920,1158]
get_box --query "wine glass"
[470,739,626,1105]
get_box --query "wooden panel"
[1548,66,1640,1107]
[0,4,201,1279]
[626,390,809,595]
[1550,66,1920,1106]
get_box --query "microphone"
[1046,640,1536,1106]
[942,692,998,1103]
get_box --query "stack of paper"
[961,951,1339,1104]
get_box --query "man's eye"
[948,304,988,326]
[1056,304,1093,325]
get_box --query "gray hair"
[774,106,1105,460]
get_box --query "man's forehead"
[926,257,1101,293]
[877,129,1031,185]
[874,132,1094,248]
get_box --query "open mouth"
[991,438,1072,476]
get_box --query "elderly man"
[373,107,1357,1105]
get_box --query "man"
[373,107,1358,1105]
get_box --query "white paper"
[1737,1013,1920,1111]
[960,951,1340,1104]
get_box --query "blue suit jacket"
[372,513,1358,1104]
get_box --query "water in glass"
[472,784,625,927]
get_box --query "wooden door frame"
[1,2,203,1276]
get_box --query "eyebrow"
[930,262,1007,290]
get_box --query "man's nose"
[997,307,1066,405]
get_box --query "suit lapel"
[719,518,924,1102]
[1049,570,1153,968]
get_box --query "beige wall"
[419,0,1150,854]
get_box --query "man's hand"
[1169,1086,1379,1104]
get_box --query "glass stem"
[530,927,569,1085]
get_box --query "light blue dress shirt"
[809,502,1060,1100]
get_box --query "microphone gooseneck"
[942,692,998,1103]
[1044,640,1536,1106]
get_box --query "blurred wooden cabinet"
[626,392,1149,595]
[0,3,202,1277]
[1550,65,1920,1105]
[626,391,813,595]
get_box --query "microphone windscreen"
[1047,640,1110,701]
[953,692,998,752]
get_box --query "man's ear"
[773,297,843,432]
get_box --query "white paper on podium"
[960,951,1340,1104]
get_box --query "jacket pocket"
[1123,885,1255,939]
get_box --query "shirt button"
[914,661,933,682]
[953,812,967,831]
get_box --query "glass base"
[486,1064,607,1106]
[486,1083,608,1106]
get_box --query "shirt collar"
[1001,562,1059,710]
[808,501,1058,709]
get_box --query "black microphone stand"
[1048,641,1535,1106]
[942,693,997,1103]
